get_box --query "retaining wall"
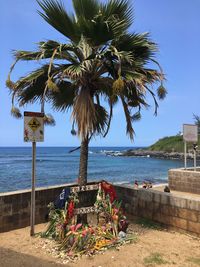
[0,184,200,236]
[115,185,200,236]
[169,168,200,194]
[0,182,97,233]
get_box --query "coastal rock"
[105,149,200,160]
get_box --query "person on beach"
[134,180,139,188]
[142,181,147,188]
[142,181,153,189]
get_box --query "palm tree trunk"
[77,135,89,224]
[78,135,89,185]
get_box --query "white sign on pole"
[24,111,44,236]
[24,112,44,142]
[183,124,198,143]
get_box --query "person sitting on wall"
[164,185,170,193]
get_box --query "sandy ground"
[0,219,200,267]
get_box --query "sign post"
[24,112,44,236]
[193,144,198,171]
[31,141,36,236]
[183,124,198,171]
[184,141,187,169]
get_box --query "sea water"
[0,147,186,193]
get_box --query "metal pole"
[30,141,36,236]
[194,148,196,171]
[184,141,187,169]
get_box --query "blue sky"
[1,0,200,147]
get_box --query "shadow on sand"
[0,246,70,267]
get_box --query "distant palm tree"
[193,114,200,134]
[6,0,166,187]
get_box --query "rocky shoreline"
[105,149,200,160]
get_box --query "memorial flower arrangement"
[41,182,132,259]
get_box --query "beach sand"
[0,218,200,267]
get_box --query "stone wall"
[169,168,200,194]
[1,183,200,236]
[0,182,98,233]
[115,185,200,236]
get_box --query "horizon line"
[0,145,146,148]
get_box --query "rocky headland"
[105,149,200,160]
[105,134,200,160]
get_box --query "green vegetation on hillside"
[148,135,200,153]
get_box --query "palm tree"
[193,114,200,134]
[6,0,166,187]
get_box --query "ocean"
[0,147,186,193]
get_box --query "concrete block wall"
[169,168,200,194]
[1,184,200,236]
[114,185,200,236]
[0,183,98,233]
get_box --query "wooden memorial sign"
[71,183,99,193]
[71,183,100,215]
[74,206,97,215]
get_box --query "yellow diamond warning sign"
[28,118,41,132]
[24,112,44,142]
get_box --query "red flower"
[70,223,82,232]
[67,201,75,219]
[101,181,117,203]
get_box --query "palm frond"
[13,41,79,64]
[132,111,141,121]
[157,83,167,100]
[37,0,79,42]
[120,96,134,139]
[145,86,159,115]
[50,81,76,112]
[101,0,133,31]
[47,77,59,92]
[6,59,18,90]
[15,66,50,105]
[13,50,44,61]
[93,104,108,134]
[6,76,16,90]
[72,88,96,138]
[72,0,99,20]
[44,113,56,125]
[112,77,125,94]
[193,114,200,132]
[11,106,22,119]
[103,100,113,137]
